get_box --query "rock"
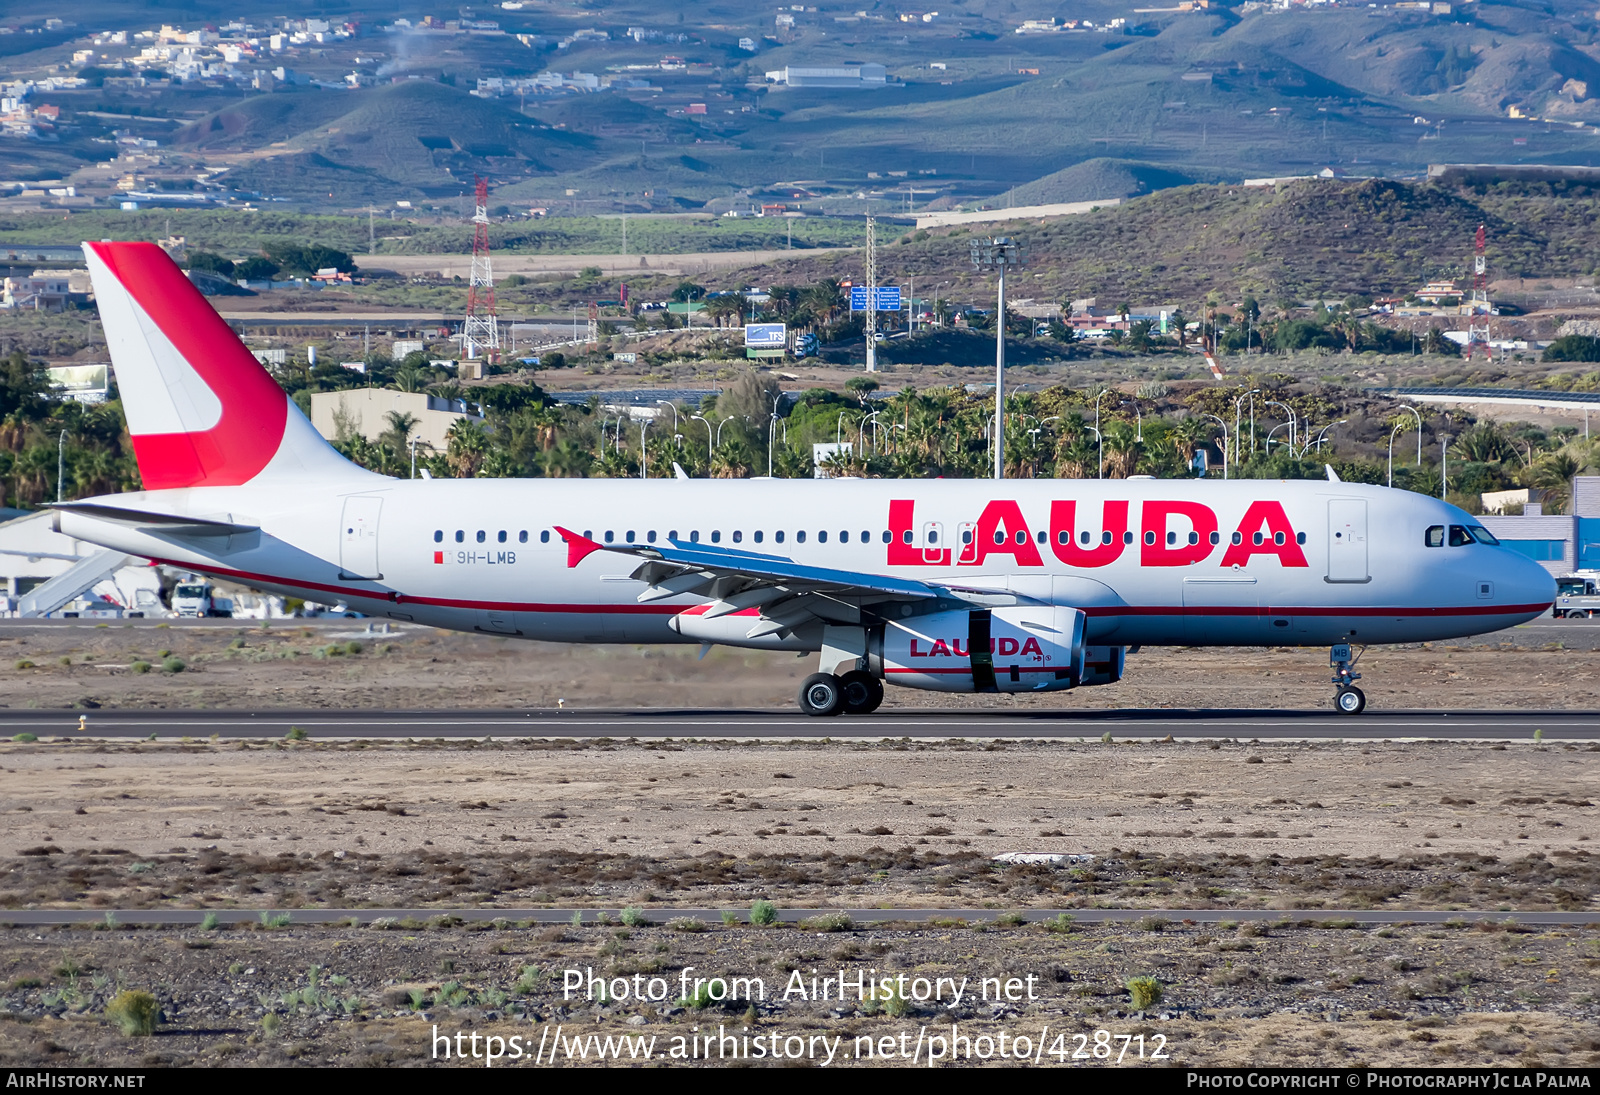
[625,1014,647,1026]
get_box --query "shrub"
[1041,913,1077,934]
[995,910,1026,927]
[720,910,739,926]
[798,912,854,932]
[1100,730,1113,743]
[12,733,36,743]
[1135,916,1172,933]
[105,990,159,1036]
[619,906,648,928]
[161,657,185,673]
[344,640,363,655]
[681,979,728,1009]
[1126,976,1163,1010]
[131,661,151,674]
[285,726,308,742]
[14,660,33,670]
[749,900,777,926]
[200,912,220,932]
[667,917,707,933]
[260,1012,281,1036]
[260,911,291,929]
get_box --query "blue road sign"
[849,286,903,311]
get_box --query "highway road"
[0,707,1590,740]
[2,908,1592,927]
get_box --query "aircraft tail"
[82,241,370,489]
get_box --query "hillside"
[179,82,603,200]
[721,177,1600,307]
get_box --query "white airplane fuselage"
[58,474,1553,650]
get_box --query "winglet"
[554,525,605,568]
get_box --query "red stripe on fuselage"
[145,556,1548,623]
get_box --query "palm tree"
[381,411,419,456]
[1103,420,1143,479]
[445,418,488,478]
[1529,451,1581,513]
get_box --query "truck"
[1553,574,1600,618]
[171,581,233,618]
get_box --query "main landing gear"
[797,670,884,717]
[1330,642,1366,715]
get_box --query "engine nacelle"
[668,606,819,650]
[879,606,1087,693]
[1080,645,1126,687]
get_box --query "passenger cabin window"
[731,531,742,543]
[1425,525,1444,547]
[433,530,443,543]
[455,530,465,543]
[711,531,721,543]
[498,530,507,543]
[818,531,828,543]
[604,530,614,543]
[1448,525,1473,547]
[540,530,550,543]
[753,531,763,544]
[962,530,973,545]
[795,531,805,543]
[776,531,786,544]
[647,531,657,543]
[519,531,529,543]
[626,530,636,543]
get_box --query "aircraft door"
[339,496,382,579]
[956,522,978,564]
[1327,499,1369,583]
[921,521,944,564]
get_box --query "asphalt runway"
[2,908,1592,927]
[0,707,1591,740]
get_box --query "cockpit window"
[1425,525,1444,548]
[1448,525,1473,547]
[1467,525,1499,546]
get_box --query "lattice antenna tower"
[1466,223,1491,359]
[463,176,501,359]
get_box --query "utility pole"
[620,215,627,257]
[865,216,877,373]
[56,430,66,503]
[971,236,1026,480]
[368,205,375,251]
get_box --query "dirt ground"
[0,918,1596,1068]
[0,620,1593,713]
[1,624,1597,1068]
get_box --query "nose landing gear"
[1330,642,1366,715]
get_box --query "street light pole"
[689,414,712,466]
[1202,413,1230,479]
[640,419,649,480]
[1265,400,1296,455]
[971,236,1026,480]
[56,430,65,503]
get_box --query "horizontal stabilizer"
[52,502,259,538]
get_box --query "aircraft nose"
[1501,551,1556,613]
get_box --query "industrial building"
[764,63,887,88]
[1480,476,1600,577]
[309,388,486,455]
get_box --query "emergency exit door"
[1326,499,1368,583]
[339,496,383,579]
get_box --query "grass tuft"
[1126,976,1163,1010]
[104,990,159,1036]
[749,899,777,927]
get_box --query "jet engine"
[877,606,1088,693]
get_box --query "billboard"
[744,322,787,349]
[849,286,902,312]
[47,364,109,404]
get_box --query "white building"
[765,63,887,88]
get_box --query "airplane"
[53,241,1555,717]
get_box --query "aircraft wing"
[554,526,942,638]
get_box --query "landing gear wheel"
[798,673,846,717]
[839,670,884,715]
[1334,686,1366,715]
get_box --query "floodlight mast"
[865,216,877,374]
[971,236,1026,480]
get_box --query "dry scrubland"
[0,622,1592,713]
[0,623,1597,1066]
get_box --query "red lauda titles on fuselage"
[886,498,1309,569]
